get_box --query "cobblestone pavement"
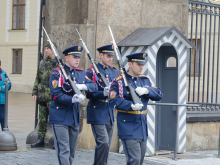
[0,148,166,165]
[0,147,220,165]
[1,92,220,165]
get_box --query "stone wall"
[186,122,220,151]
[45,0,189,152]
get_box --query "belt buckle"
[136,111,140,115]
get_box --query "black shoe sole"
[31,145,44,148]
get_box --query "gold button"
[132,77,134,79]
[106,99,108,102]
[127,92,129,94]
[140,98,141,100]
[106,75,108,78]
[72,72,74,75]
[83,81,85,83]
[135,81,137,83]
[56,107,59,109]
[93,106,96,108]
[105,70,107,71]
[124,120,126,122]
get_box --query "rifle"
[108,26,142,105]
[42,26,82,95]
[75,28,109,87]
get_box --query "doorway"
[155,45,178,151]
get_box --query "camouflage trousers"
[38,101,52,138]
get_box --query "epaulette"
[54,67,61,71]
[75,68,84,71]
[87,66,94,73]
[109,65,116,69]
[88,66,94,69]
[115,75,123,81]
[138,75,148,79]
[52,71,59,76]
[52,67,60,76]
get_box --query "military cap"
[126,52,147,64]
[97,44,115,55]
[44,41,57,49]
[62,45,83,57]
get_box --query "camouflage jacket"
[32,56,58,102]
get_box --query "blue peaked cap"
[126,52,147,64]
[97,44,115,55]
[62,45,83,57]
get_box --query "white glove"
[131,103,143,111]
[103,87,110,96]
[76,84,88,91]
[135,87,149,96]
[72,94,85,103]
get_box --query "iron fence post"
[4,78,8,129]
[174,105,179,161]
[218,124,220,158]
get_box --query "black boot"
[31,137,44,148]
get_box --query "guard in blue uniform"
[49,45,97,165]
[86,45,119,165]
[109,53,163,165]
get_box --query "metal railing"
[187,102,220,111]
[188,1,220,111]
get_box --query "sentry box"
[117,26,195,156]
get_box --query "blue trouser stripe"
[52,124,62,165]
[123,140,131,165]
[92,125,98,163]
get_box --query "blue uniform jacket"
[109,73,163,140]
[0,69,11,104]
[86,62,119,125]
[49,64,97,127]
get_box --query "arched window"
[166,57,177,67]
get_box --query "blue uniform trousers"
[122,139,147,165]
[52,120,79,165]
[91,122,113,165]
[0,104,5,131]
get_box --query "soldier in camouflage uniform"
[31,41,58,148]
